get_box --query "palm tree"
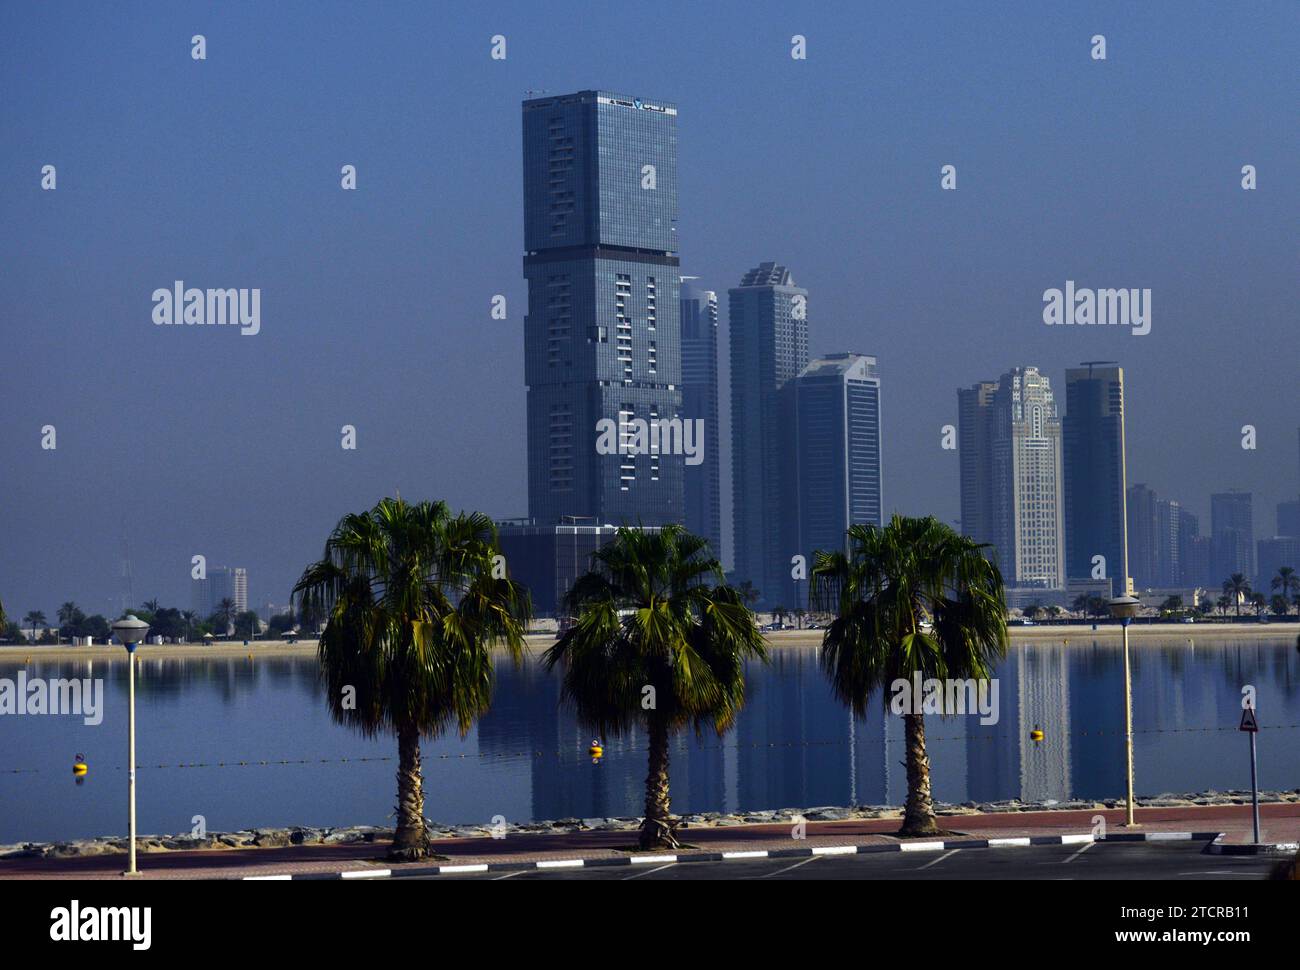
[180,610,197,643]
[142,598,161,614]
[1272,567,1298,613]
[544,525,766,850]
[771,605,789,628]
[212,597,236,636]
[1249,592,1268,616]
[22,610,47,643]
[57,601,80,643]
[1222,574,1251,618]
[293,497,530,861]
[810,515,1008,837]
[1216,594,1231,617]
[793,607,807,630]
[736,580,760,609]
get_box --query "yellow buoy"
[1030,726,1044,743]
[587,739,604,757]
[73,753,88,775]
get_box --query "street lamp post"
[1108,595,1141,826]
[111,614,150,876]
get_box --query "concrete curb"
[238,830,1223,880]
[1206,832,1300,856]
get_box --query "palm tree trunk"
[390,724,428,861]
[640,713,678,850]
[901,712,940,836]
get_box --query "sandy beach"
[0,622,1294,664]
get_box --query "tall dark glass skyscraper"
[522,91,683,526]
[787,353,882,606]
[1210,490,1254,581]
[680,280,722,561]
[728,262,808,605]
[1063,362,1131,597]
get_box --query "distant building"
[959,367,1064,590]
[680,280,722,562]
[521,90,683,528]
[1063,362,1131,597]
[1256,537,1300,595]
[957,380,998,545]
[192,566,247,619]
[1278,499,1300,539]
[1184,533,1213,591]
[786,353,883,607]
[1210,490,1254,582]
[729,262,808,606]
[496,520,661,617]
[1127,484,1159,590]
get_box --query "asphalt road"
[420,841,1281,881]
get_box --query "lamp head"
[111,614,150,647]
[1108,596,1141,620]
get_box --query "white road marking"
[341,868,391,879]
[1177,871,1262,876]
[437,864,488,874]
[492,869,527,880]
[722,850,769,859]
[916,849,960,870]
[622,863,676,880]
[536,859,584,868]
[1062,841,1096,863]
[898,841,946,852]
[987,837,1031,847]
[760,856,821,878]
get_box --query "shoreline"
[0,622,1295,663]
[6,788,1298,861]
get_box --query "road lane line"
[492,869,527,880]
[1062,841,1095,863]
[760,856,821,878]
[623,863,676,880]
[916,849,960,870]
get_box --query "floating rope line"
[5,721,1299,774]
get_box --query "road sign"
[1239,706,1258,732]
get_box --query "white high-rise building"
[993,367,1065,589]
[962,366,1065,589]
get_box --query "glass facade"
[1063,363,1130,596]
[788,354,883,607]
[523,91,683,526]
[680,281,722,561]
[728,263,808,606]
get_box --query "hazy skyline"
[2,1,1296,617]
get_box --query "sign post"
[1239,705,1260,844]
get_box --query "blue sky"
[1,0,1296,618]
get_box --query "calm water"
[2,636,1298,844]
